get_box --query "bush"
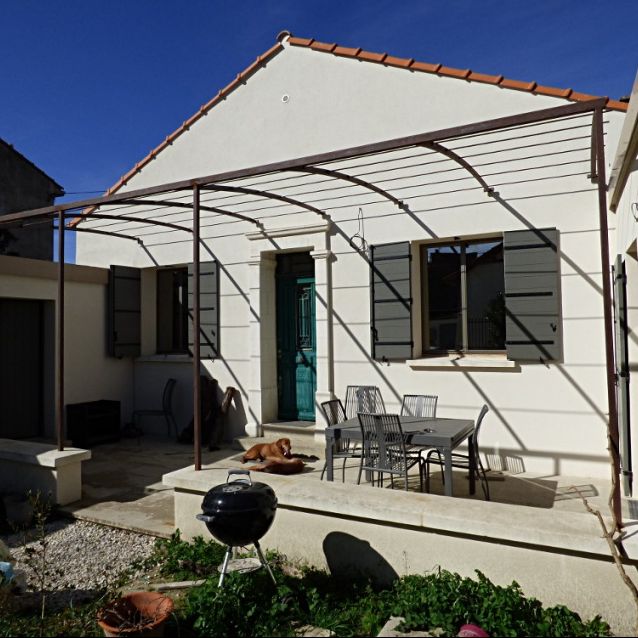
[390,570,610,637]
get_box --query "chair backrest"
[320,399,347,427]
[345,386,386,419]
[471,404,490,458]
[162,378,177,414]
[357,412,407,473]
[401,394,438,418]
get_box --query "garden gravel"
[1,518,156,600]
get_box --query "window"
[157,267,188,354]
[421,239,505,352]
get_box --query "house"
[0,140,66,441]
[62,33,628,482]
[0,138,64,260]
[2,33,637,631]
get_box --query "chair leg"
[477,458,491,501]
[341,458,348,483]
[320,462,327,481]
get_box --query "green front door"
[276,254,316,421]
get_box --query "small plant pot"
[97,591,174,637]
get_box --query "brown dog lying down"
[241,438,305,475]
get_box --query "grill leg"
[218,545,232,588]
[254,541,276,585]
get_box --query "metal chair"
[357,413,424,492]
[132,378,178,439]
[345,385,386,419]
[320,399,362,482]
[423,404,491,499]
[401,394,438,418]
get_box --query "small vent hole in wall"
[281,94,290,104]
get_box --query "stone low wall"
[164,466,638,637]
[0,439,91,505]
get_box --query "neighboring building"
[62,33,627,480]
[0,138,64,260]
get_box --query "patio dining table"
[324,415,476,496]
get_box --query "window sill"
[406,354,516,370]
[136,354,192,364]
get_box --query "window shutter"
[107,265,141,357]
[188,261,219,359]
[503,228,561,361]
[370,242,413,361]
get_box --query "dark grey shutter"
[503,228,561,361]
[188,261,219,359]
[370,242,412,361]
[108,265,141,357]
[614,256,632,496]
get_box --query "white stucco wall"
[74,42,626,477]
[0,256,134,439]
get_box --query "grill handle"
[196,513,215,523]
[227,469,252,485]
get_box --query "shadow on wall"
[323,531,398,587]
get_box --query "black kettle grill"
[196,469,277,587]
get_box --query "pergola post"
[594,106,623,531]
[56,210,65,452]
[192,184,202,471]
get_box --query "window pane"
[466,240,505,350]
[424,245,462,350]
[157,268,188,354]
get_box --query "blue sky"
[1,1,636,261]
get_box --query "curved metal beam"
[64,211,192,232]
[68,226,144,245]
[421,141,494,196]
[119,198,262,227]
[290,166,406,209]
[201,184,328,219]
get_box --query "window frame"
[420,235,506,356]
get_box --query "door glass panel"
[296,283,313,350]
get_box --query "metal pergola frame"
[0,97,623,530]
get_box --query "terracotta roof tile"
[499,78,537,91]
[384,55,414,68]
[358,50,387,63]
[288,36,314,47]
[310,41,337,52]
[534,85,573,98]
[607,99,628,111]
[333,45,361,58]
[410,61,441,73]
[468,71,503,85]
[569,90,601,103]
[439,66,471,79]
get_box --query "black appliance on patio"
[196,470,277,587]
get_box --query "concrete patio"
[61,434,636,533]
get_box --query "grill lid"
[201,470,277,515]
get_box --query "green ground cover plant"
[0,530,612,637]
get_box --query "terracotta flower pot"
[97,591,174,637]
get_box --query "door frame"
[245,222,335,434]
